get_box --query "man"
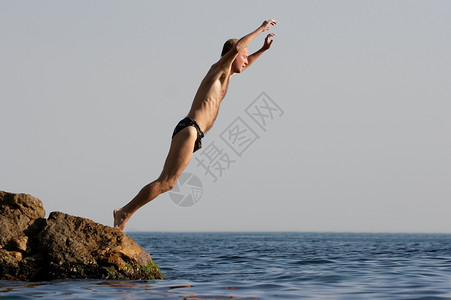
[114,19,277,231]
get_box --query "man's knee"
[158,178,178,193]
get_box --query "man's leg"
[114,126,198,231]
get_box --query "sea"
[1,232,451,299]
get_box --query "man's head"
[221,39,238,57]
[221,39,249,74]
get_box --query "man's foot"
[113,208,129,232]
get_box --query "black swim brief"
[172,117,205,153]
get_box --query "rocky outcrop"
[0,191,162,281]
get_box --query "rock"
[0,191,45,253]
[0,191,162,281]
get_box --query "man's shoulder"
[205,61,231,81]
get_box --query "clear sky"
[1,1,450,233]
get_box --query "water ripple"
[1,233,451,299]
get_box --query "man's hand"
[262,33,275,50]
[260,19,277,31]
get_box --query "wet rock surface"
[0,191,162,281]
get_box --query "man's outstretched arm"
[244,33,276,70]
[235,20,277,52]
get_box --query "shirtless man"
[114,19,277,231]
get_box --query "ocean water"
[1,232,451,299]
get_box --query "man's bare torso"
[187,62,232,133]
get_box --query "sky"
[1,1,450,233]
